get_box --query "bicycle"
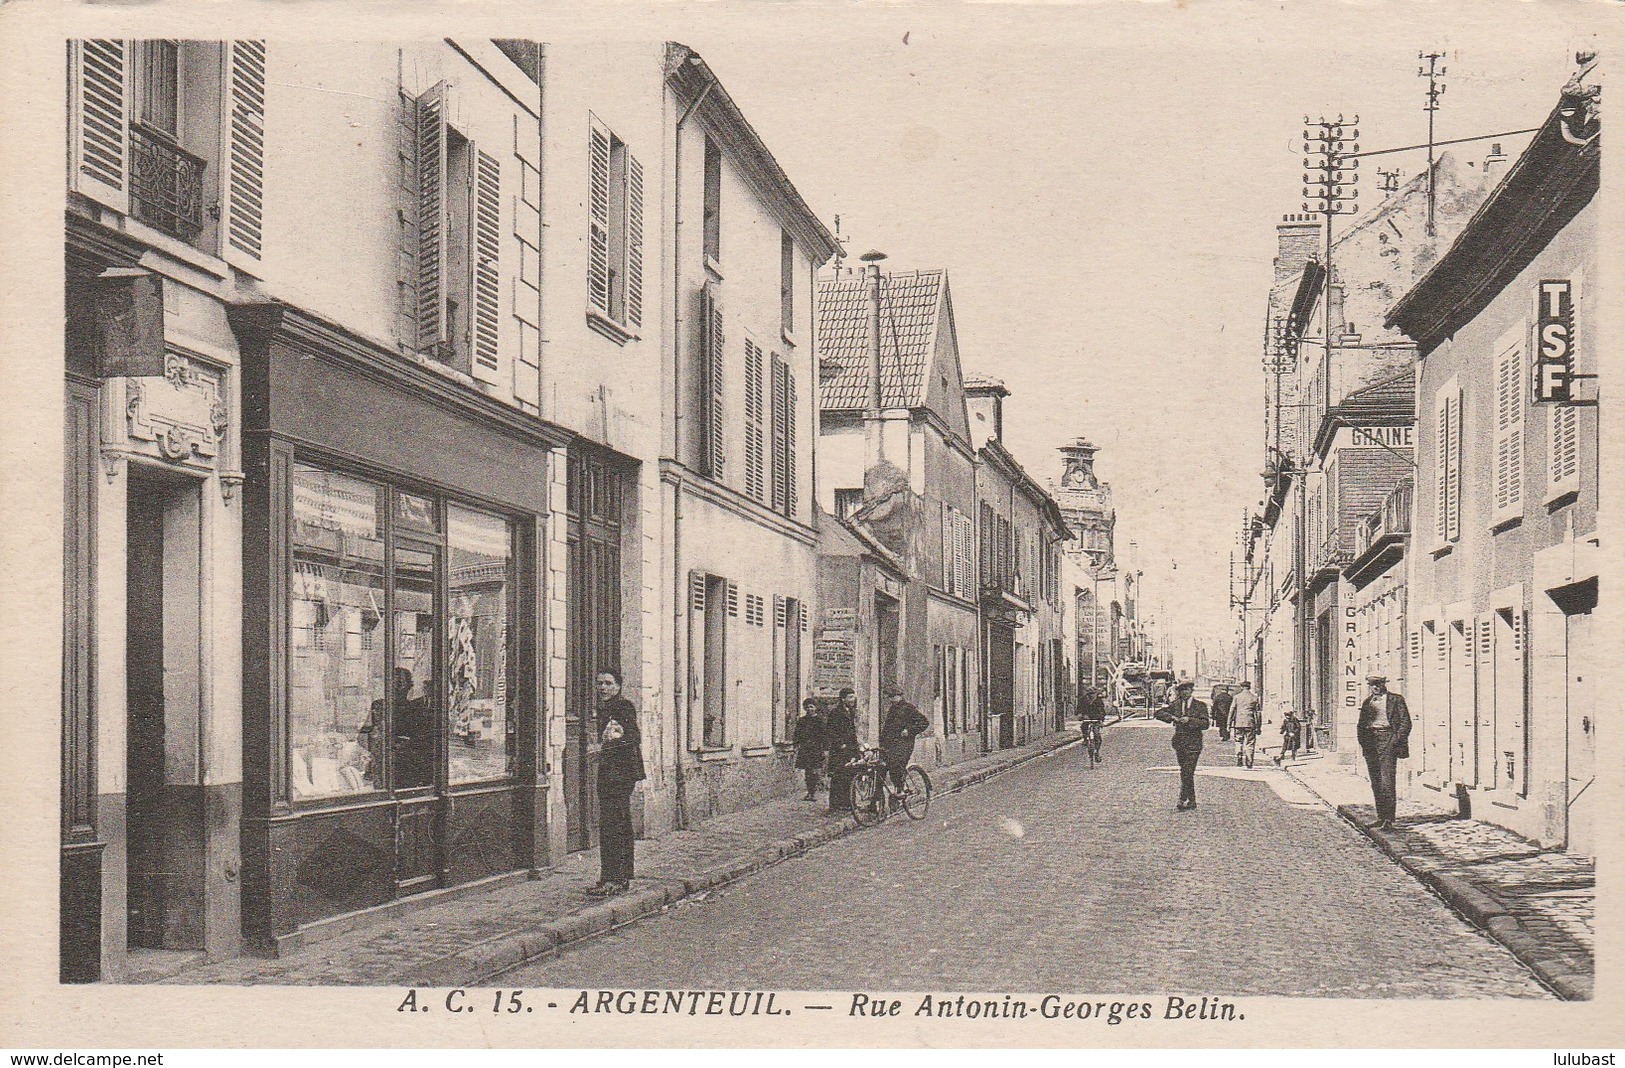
[847,748,932,826]
[1081,720,1103,767]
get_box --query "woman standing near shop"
[588,668,645,898]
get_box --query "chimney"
[1274,213,1324,287]
[1483,142,1508,182]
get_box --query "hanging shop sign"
[1534,279,1573,404]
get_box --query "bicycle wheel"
[850,769,883,827]
[900,767,932,820]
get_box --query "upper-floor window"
[703,137,722,266]
[69,39,265,261]
[137,40,179,137]
[411,83,503,377]
[588,115,644,336]
[835,488,864,519]
[780,230,795,336]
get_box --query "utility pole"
[1299,114,1360,723]
[1418,51,1448,236]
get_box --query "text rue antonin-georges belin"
[395,989,1244,1024]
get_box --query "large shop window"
[289,463,515,802]
[290,466,388,800]
[447,504,514,785]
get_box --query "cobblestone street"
[502,722,1552,997]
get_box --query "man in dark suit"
[1210,684,1234,742]
[878,688,930,799]
[1155,680,1211,811]
[1357,675,1412,830]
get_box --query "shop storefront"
[231,304,563,952]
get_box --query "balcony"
[130,124,206,241]
[1307,529,1353,593]
[1346,479,1414,590]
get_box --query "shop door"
[390,538,443,893]
[875,593,899,705]
[987,625,1015,749]
[1315,611,1335,750]
[1449,620,1475,786]
[1560,581,1597,857]
[565,453,623,853]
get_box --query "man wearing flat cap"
[1155,680,1210,811]
[1357,675,1412,829]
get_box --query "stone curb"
[1313,798,1593,1001]
[416,731,1081,987]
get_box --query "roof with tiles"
[817,269,945,411]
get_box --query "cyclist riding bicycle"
[1077,686,1106,762]
[878,688,930,803]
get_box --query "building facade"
[815,267,983,765]
[1386,66,1600,854]
[1054,438,1119,693]
[61,37,832,979]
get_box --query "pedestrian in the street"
[824,688,861,813]
[1155,680,1210,811]
[1229,680,1261,768]
[1358,676,1412,830]
[1211,684,1233,742]
[1302,708,1317,752]
[587,667,645,898]
[792,697,827,800]
[878,687,930,801]
[1278,710,1302,763]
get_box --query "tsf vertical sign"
[1535,280,1573,403]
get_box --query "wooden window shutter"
[587,121,612,315]
[415,82,450,352]
[1445,388,1462,542]
[625,153,644,328]
[744,341,765,501]
[726,581,739,618]
[1550,403,1579,495]
[774,594,786,628]
[689,570,707,612]
[1493,341,1524,520]
[72,40,129,212]
[771,354,793,516]
[941,504,953,590]
[702,286,726,479]
[472,148,503,374]
[225,40,267,265]
[785,361,798,515]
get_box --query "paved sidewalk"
[1282,753,1594,1000]
[152,729,1081,987]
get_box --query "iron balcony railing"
[130,123,206,240]
[1354,479,1415,558]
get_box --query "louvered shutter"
[959,512,972,597]
[942,504,954,590]
[1550,404,1579,495]
[587,122,611,315]
[688,570,706,745]
[225,41,266,266]
[701,286,726,479]
[472,148,503,377]
[770,354,789,513]
[1493,338,1524,522]
[415,82,450,352]
[625,153,644,328]
[726,581,739,618]
[784,362,798,516]
[744,341,765,501]
[72,40,129,212]
[1445,389,1462,542]
[1434,391,1450,544]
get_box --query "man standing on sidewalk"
[1229,680,1261,768]
[1211,684,1233,742]
[1358,676,1412,830]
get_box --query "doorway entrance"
[565,450,626,853]
[125,470,205,952]
[987,623,1015,749]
